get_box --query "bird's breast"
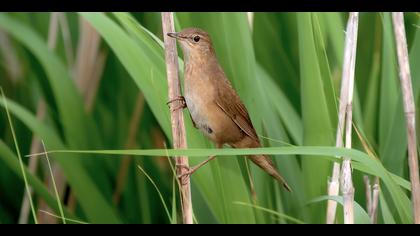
[184,76,243,144]
[184,79,214,135]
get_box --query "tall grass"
[0,12,419,224]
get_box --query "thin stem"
[1,88,38,224]
[392,12,420,224]
[161,12,193,224]
[41,141,66,224]
[18,101,45,224]
[364,176,372,216]
[340,12,359,225]
[327,12,359,224]
[74,16,103,111]
[370,177,380,224]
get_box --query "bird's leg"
[166,96,186,112]
[177,155,216,184]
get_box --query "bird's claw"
[175,156,216,185]
[167,96,186,112]
[176,164,192,185]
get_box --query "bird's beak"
[167,32,180,39]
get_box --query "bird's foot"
[175,155,216,185]
[176,164,194,185]
[167,96,186,112]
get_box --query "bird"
[167,28,291,192]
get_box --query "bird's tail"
[248,155,292,192]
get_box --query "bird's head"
[167,28,214,60]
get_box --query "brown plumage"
[168,28,291,192]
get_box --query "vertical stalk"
[75,17,103,111]
[340,12,359,225]
[364,176,372,218]
[392,12,420,224]
[364,176,380,223]
[326,44,349,224]
[371,177,380,224]
[327,12,359,224]
[161,12,193,224]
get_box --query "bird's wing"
[189,112,198,129]
[214,79,259,142]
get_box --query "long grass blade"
[41,141,66,224]
[1,88,38,224]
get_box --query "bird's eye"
[193,35,200,42]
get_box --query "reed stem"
[392,12,420,224]
[161,12,193,224]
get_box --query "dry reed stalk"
[74,17,103,111]
[326,12,359,224]
[370,177,379,223]
[326,59,349,224]
[354,123,380,224]
[161,12,193,224]
[340,12,359,225]
[364,176,380,223]
[364,176,372,215]
[113,93,145,204]
[392,12,420,224]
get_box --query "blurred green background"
[0,12,419,224]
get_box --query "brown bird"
[167,28,291,192]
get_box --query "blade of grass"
[34,11,64,225]
[18,100,45,224]
[1,87,38,224]
[297,12,335,223]
[41,140,66,224]
[309,195,370,224]
[0,14,120,223]
[0,140,76,221]
[0,97,121,223]
[137,165,172,222]
[38,210,87,224]
[379,191,396,224]
[233,201,305,224]
[29,143,413,223]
